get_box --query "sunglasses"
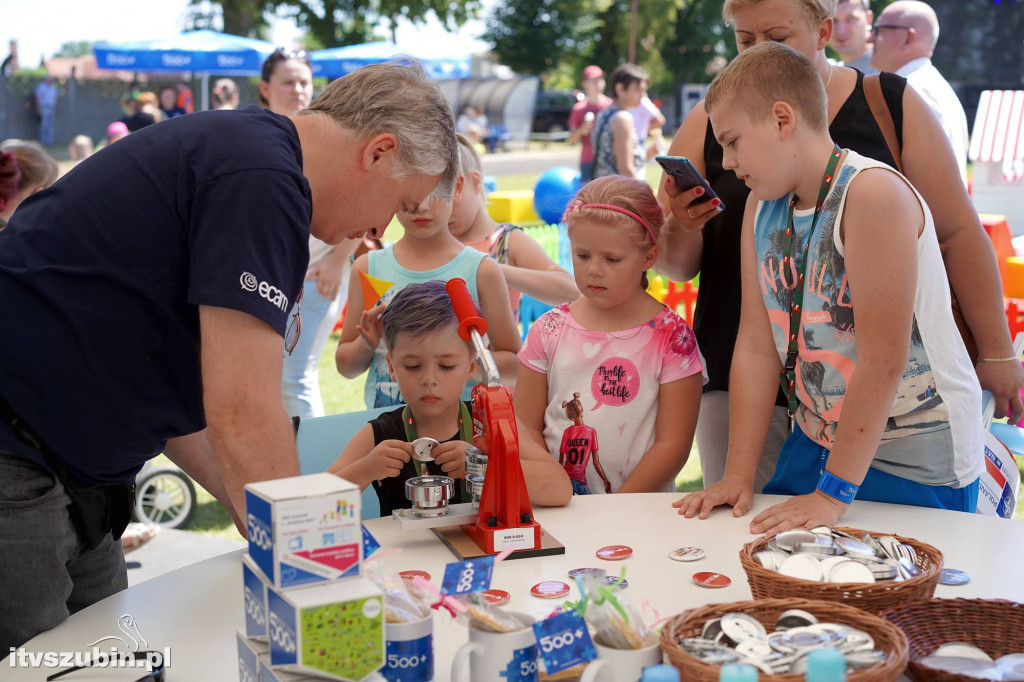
[284,287,303,357]
[262,48,311,80]
[870,24,912,35]
[46,651,165,682]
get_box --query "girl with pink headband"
[514,176,706,495]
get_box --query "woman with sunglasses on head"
[658,0,1023,522]
[260,48,360,420]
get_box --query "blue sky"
[0,0,492,68]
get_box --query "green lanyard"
[402,402,474,487]
[780,145,843,417]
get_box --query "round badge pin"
[604,575,629,588]
[481,589,511,606]
[530,581,571,599]
[692,571,732,588]
[669,546,706,562]
[568,567,606,579]
[596,545,633,561]
[399,570,431,582]
[939,568,971,586]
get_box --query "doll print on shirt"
[558,392,611,494]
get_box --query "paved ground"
[125,528,245,587]
[481,146,578,177]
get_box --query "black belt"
[0,394,134,549]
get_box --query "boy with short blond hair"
[674,42,983,533]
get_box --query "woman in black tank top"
[657,0,1023,490]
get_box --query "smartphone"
[655,155,724,209]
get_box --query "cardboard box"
[267,577,384,681]
[237,630,268,682]
[243,555,269,641]
[245,473,362,589]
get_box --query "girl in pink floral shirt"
[515,176,706,493]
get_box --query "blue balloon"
[533,167,581,225]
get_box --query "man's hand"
[432,441,469,479]
[363,440,412,481]
[976,359,1024,424]
[672,473,754,520]
[749,491,847,535]
[356,304,386,350]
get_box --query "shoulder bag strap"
[863,74,904,174]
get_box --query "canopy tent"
[310,41,471,80]
[93,30,276,110]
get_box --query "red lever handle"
[445,278,487,341]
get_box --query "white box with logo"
[266,576,384,681]
[236,630,268,682]
[244,473,362,589]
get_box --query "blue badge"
[532,611,595,674]
[362,524,381,559]
[440,556,494,596]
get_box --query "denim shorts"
[763,427,979,513]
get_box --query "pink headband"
[564,200,657,243]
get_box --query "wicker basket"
[882,598,1024,682]
[661,598,909,682]
[739,526,943,615]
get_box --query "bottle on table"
[719,662,758,681]
[805,649,846,682]
[640,663,680,681]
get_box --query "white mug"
[451,611,539,682]
[383,614,433,682]
[579,632,663,682]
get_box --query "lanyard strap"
[401,402,474,480]
[780,145,843,416]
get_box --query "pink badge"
[481,589,511,606]
[399,570,431,582]
[596,545,633,561]
[692,572,732,588]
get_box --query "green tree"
[482,0,596,78]
[54,41,93,58]
[185,0,275,38]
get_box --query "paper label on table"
[441,556,494,596]
[533,611,596,675]
[493,527,538,551]
[362,524,381,559]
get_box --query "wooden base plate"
[430,526,565,561]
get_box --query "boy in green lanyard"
[329,280,572,516]
[673,42,983,533]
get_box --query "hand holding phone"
[655,155,724,210]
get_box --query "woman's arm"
[654,102,717,282]
[517,417,572,506]
[334,253,380,378]
[611,113,640,179]
[476,257,522,385]
[502,229,579,305]
[617,373,702,493]
[749,169,921,534]
[673,194,779,519]
[308,239,359,301]
[900,86,1024,423]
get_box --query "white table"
[4,494,1023,681]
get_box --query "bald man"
[870,0,968,183]
[830,0,878,75]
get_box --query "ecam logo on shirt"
[239,272,289,312]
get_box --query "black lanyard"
[780,145,844,416]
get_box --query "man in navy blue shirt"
[0,61,458,653]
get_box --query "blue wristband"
[816,471,859,503]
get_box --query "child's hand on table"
[363,439,412,481]
[431,441,470,479]
[672,473,753,520]
[749,492,846,535]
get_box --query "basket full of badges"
[739,526,943,614]
[881,598,1024,681]
[660,597,909,681]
